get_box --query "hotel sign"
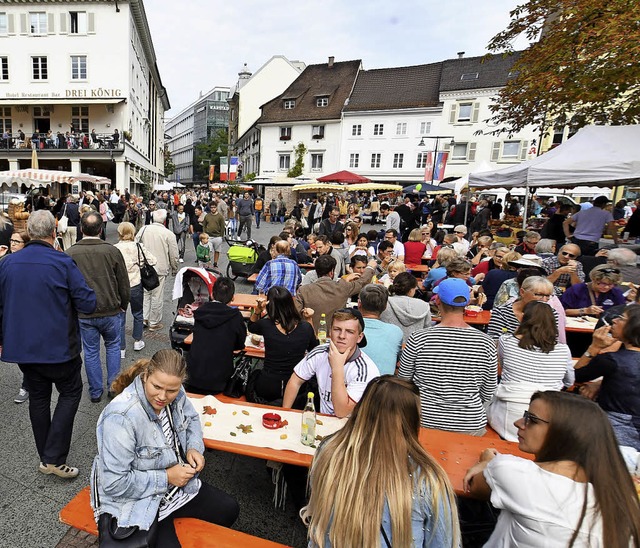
[1,88,124,99]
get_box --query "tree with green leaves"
[288,142,307,178]
[194,128,229,181]
[487,0,640,137]
[163,145,175,178]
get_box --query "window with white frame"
[396,122,407,135]
[450,101,480,124]
[371,153,381,168]
[349,153,359,168]
[416,152,428,169]
[279,154,291,170]
[316,96,328,107]
[0,13,7,34]
[373,123,384,136]
[0,57,8,81]
[279,126,291,140]
[71,55,87,80]
[419,121,431,135]
[491,140,528,162]
[351,124,361,136]
[450,142,477,162]
[283,99,295,109]
[311,153,323,170]
[71,106,89,133]
[0,107,11,134]
[311,125,325,139]
[29,12,47,34]
[393,153,404,169]
[69,11,87,34]
[32,56,47,80]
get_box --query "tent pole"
[522,182,530,230]
[464,196,469,226]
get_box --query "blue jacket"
[91,376,204,529]
[0,240,96,364]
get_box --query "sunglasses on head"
[523,410,549,427]
[598,267,620,275]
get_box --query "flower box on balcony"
[279,135,291,141]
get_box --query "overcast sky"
[145,0,527,117]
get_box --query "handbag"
[58,205,69,234]
[137,237,160,291]
[106,207,115,221]
[97,513,158,548]
[223,354,254,398]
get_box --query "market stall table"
[189,395,532,496]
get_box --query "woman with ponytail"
[91,349,239,547]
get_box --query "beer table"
[189,395,531,496]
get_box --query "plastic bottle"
[301,392,316,446]
[317,314,327,344]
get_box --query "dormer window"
[283,99,295,109]
[460,72,479,81]
[316,96,329,107]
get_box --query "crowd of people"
[0,185,639,546]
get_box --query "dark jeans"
[18,356,82,465]
[120,283,144,348]
[571,236,599,256]
[155,481,239,548]
[238,215,252,239]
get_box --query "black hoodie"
[186,301,246,393]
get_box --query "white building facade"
[0,0,169,193]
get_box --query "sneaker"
[148,323,164,332]
[39,462,79,479]
[179,258,184,263]
[134,340,145,351]
[143,320,150,328]
[90,392,103,403]
[121,349,126,360]
[14,388,29,404]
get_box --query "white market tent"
[469,125,640,189]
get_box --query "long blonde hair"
[302,376,460,547]
[110,349,187,394]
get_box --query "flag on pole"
[423,152,434,182]
[229,156,239,181]
[220,156,229,181]
[208,165,215,181]
[433,152,449,183]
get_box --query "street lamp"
[418,135,455,184]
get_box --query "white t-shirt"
[484,454,603,547]
[391,240,404,258]
[293,344,380,415]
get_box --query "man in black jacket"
[185,277,246,394]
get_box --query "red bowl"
[262,413,282,429]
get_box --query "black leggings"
[155,481,240,548]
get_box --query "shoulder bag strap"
[164,405,187,464]
[587,283,597,307]
[380,525,391,548]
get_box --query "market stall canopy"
[292,183,343,193]
[469,125,640,189]
[317,170,371,184]
[348,182,403,192]
[0,169,110,188]
[402,183,450,195]
[209,182,254,191]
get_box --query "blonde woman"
[114,222,157,357]
[302,376,460,547]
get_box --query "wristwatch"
[583,350,593,358]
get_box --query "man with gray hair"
[357,284,403,375]
[0,210,96,478]
[136,208,179,331]
[607,247,640,285]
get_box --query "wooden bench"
[60,487,290,547]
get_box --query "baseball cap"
[433,278,470,307]
[334,308,368,348]
[593,195,612,207]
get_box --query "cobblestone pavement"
[0,218,308,547]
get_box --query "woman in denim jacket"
[91,349,239,547]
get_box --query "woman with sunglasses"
[302,376,460,547]
[561,264,626,317]
[487,301,573,441]
[574,306,640,450]
[464,391,640,547]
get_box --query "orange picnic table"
[201,396,531,497]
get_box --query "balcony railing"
[0,132,124,152]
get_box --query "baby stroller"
[225,238,265,280]
[169,267,217,352]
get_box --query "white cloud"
[145,0,526,115]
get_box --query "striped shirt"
[487,301,559,341]
[293,344,380,415]
[158,408,200,521]
[398,325,497,433]
[498,334,574,388]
